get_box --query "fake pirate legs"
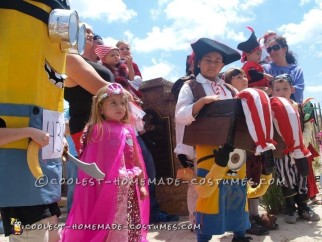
[270,97,310,176]
[236,88,276,174]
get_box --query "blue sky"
[69,0,322,102]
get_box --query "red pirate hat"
[237,27,260,53]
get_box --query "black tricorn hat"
[237,27,260,53]
[191,38,241,65]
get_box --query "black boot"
[295,193,321,221]
[282,187,297,224]
[284,198,297,223]
[261,150,274,175]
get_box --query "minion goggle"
[49,9,86,55]
[0,1,86,54]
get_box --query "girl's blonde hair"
[83,84,130,146]
[116,40,129,48]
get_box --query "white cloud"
[102,37,118,46]
[306,85,322,93]
[279,8,322,44]
[141,59,175,81]
[132,27,187,53]
[318,0,322,8]
[278,7,322,57]
[157,0,172,6]
[71,0,267,55]
[69,0,137,23]
[299,0,311,5]
[131,0,266,53]
[102,32,134,46]
[150,8,162,20]
[304,85,322,101]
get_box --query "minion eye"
[227,148,246,171]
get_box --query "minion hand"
[213,143,234,167]
[247,172,272,198]
[177,154,194,168]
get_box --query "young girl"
[95,45,142,104]
[61,83,149,242]
[116,40,143,94]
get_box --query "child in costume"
[223,68,248,92]
[117,42,180,224]
[237,27,273,95]
[62,83,149,242]
[176,38,273,242]
[229,43,277,175]
[95,45,142,105]
[172,53,198,228]
[116,40,143,89]
[224,68,279,235]
[300,100,321,205]
[270,74,320,223]
[0,1,82,241]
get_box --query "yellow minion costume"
[0,0,84,236]
[194,145,271,236]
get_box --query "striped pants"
[274,155,307,195]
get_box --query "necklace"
[211,82,226,96]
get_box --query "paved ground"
[147,187,322,241]
[1,189,322,242]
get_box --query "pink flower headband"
[98,83,124,102]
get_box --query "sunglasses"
[267,44,281,53]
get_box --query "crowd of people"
[60,25,321,242]
[0,2,321,241]
[172,29,321,242]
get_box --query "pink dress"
[61,121,149,242]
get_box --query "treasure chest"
[183,99,285,157]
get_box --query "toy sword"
[67,152,105,180]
